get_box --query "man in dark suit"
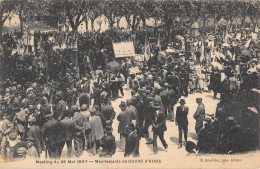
[27,116,43,158]
[101,100,116,128]
[152,102,168,154]
[166,84,178,121]
[41,114,60,159]
[90,83,102,108]
[179,67,189,97]
[72,105,85,157]
[175,99,189,148]
[100,126,116,157]
[117,101,134,150]
[78,89,89,108]
[160,87,168,117]
[54,91,66,121]
[124,123,140,157]
[59,110,74,158]
[39,99,52,126]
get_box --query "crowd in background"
[0,23,259,161]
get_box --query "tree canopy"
[0,0,259,36]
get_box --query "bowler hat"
[126,99,133,105]
[105,126,113,134]
[45,114,53,118]
[26,136,34,142]
[152,102,161,109]
[147,95,154,101]
[196,97,202,101]
[119,101,127,110]
[179,99,186,104]
[9,132,17,141]
[138,88,144,92]
[71,105,79,112]
[204,117,211,123]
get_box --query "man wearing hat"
[152,102,168,154]
[78,88,89,108]
[166,84,178,121]
[89,108,104,155]
[154,88,165,113]
[101,101,115,129]
[159,86,168,116]
[179,67,189,97]
[100,126,116,157]
[209,67,221,99]
[94,105,106,128]
[39,99,52,126]
[110,74,118,100]
[143,94,154,144]
[117,101,134,151]
[124,122,140,157]
[27,116,43,157]
[72,105,85,157]
[54,91,66,121]
[117,71,125,97]
[1,113,15,160]
[81,77,90,93]
[41,114,60,159]
[132,80,139,93]
[81,104,90,120]
[133,95,145,137]
[59,110,74,158]
[90,83,102,108]
[126,99,137,127]
[175,99,189,148]
[15,107,27,140]
[193,98,205,134]
[26,136,39,158]
[96,65,103,77]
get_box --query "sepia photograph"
[0,0,259,168]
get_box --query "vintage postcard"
[0,0,259,168]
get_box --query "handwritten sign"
[113,41,135,58]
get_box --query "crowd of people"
[0,23,259,161]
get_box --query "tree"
[0,0,16,47]
[99,0,122,29]
[139,0,154,29]
[87,0,101,31]
[14,0,46,34]
[48,0,87,32]
[155,0,184,42]
[121,0,143,33]
[247,1,260,29]
[208,1,223,34]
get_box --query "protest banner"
[112,41,135,58]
